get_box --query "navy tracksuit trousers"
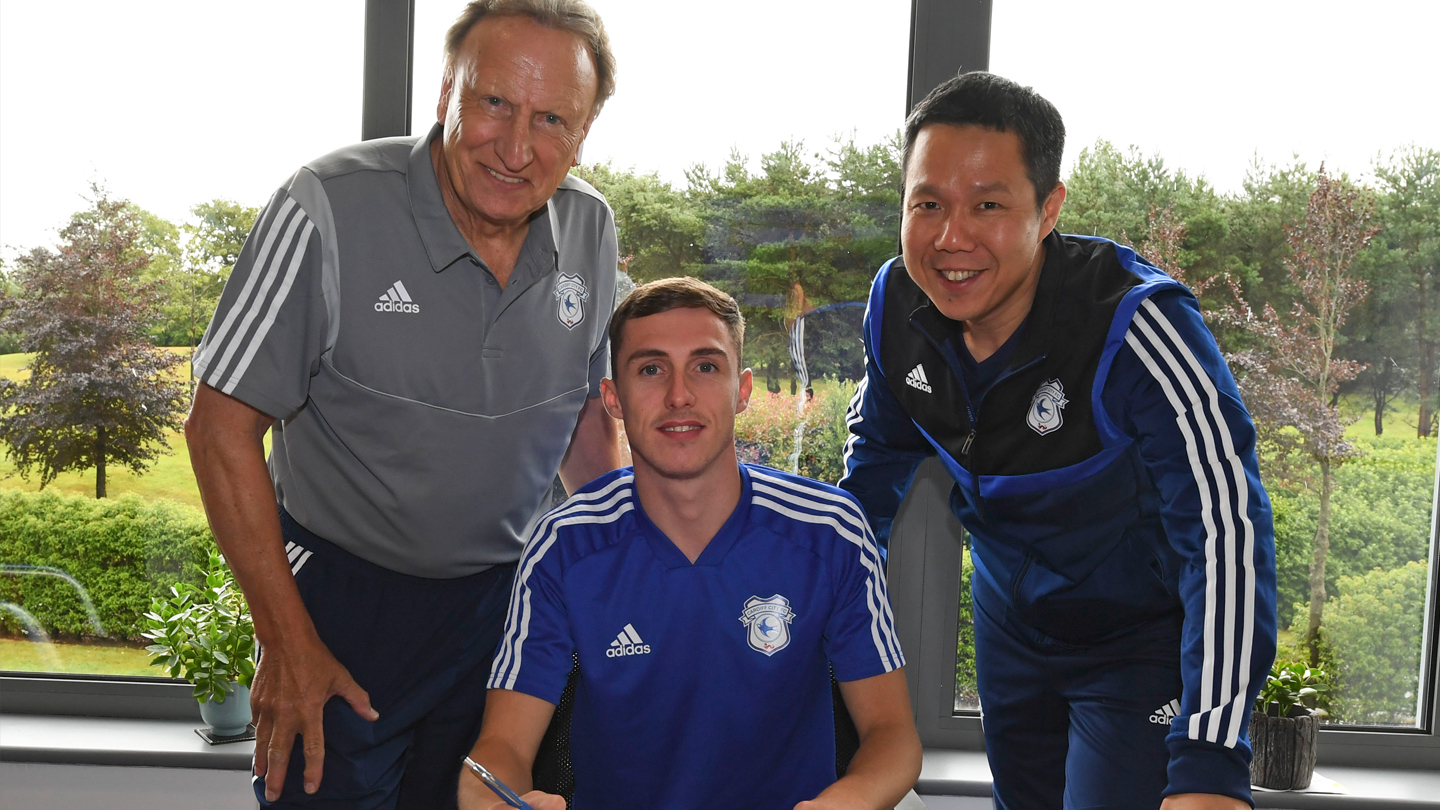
[255,509,516,810]
[975,593,1185,810]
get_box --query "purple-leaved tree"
[1223,167,1380,665]
[0,185,187,498]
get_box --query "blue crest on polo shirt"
[739,595,796,656]
[553,273,589,330]
[1026,378,1068,436]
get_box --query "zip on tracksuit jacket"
[839,230,1278,801]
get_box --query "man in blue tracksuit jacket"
[839,72,1277,809]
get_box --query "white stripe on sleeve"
[1126,299,1255,748]
[195,197,299,375]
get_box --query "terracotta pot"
[1249,707,1317,790]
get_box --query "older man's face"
[437,14,598,231]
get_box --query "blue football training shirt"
[488,464,904,810]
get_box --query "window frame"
[4,0,1439,776]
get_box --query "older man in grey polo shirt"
[184,2,622,808]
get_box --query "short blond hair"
[443,0,616,117]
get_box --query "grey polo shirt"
[193,124,618,578]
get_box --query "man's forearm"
[457,737,535,810]
[558,394,621,494]
[813,720,922,810]
[185,384,313,646]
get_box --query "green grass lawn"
[0,637,159,677]
[0,350,208,509]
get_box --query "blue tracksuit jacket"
[840,231,1277,801]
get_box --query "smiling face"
[435,14,598,232]
[902,124,1065,340]
[601,307,753,483]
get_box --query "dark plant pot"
[1249,707,1317,790]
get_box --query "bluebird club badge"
[1026,378,1068,435]
[740,595,796,656]
[553,273,589,330]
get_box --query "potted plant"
[143,550,256,738]
[1249,661,1330,790]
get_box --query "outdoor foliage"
[1320,561,1429,725]
[1270,433,1437,628]
[734,379,857,485]
[149,199,260,351]
[0,490,213,642]
[1222,168,1380,664]
[143,550,255,703]
[0,186,188,498]
[955,546,977,709]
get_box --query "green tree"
[1322,561,1429,725]
[1371,147,1440,437]
[147,200,259,352]
[1224,168,1380,664]
[570,164,704,284]
[0,186,188,498]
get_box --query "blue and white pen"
[463,756,537,810]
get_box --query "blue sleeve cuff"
[1165,735,1254,807]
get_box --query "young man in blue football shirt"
[459,277,921,810]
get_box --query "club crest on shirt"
[553,273,589,330]
[739,595,796,656]
[1026,378,1068,436]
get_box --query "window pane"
[990,0,1440,728]
[414,0,908,481]
[0,0,360,678]
[955,542,980,713]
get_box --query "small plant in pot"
[1249,661,1330,790]
[143,551,256,738]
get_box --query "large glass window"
[945,0,1440,729]
[0,0,361,679]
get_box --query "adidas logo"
[905,363,933,393]
[605,623,651,658]
[374,280,420,314]
[1148,698,1182,725]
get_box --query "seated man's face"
[601,307,752,481]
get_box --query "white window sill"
[917,749,1440,810]
[2,715,1436,809]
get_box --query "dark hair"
[444,0,616,117]
[903,72,1065,210]
[609,277,745,372]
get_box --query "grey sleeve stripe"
[221,220,317,395]
[285,169,341,352]
[203,205,311,387]
[195,196,300,376]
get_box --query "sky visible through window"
[3,1,1437,259]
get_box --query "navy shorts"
[254,509,516,810]
[975,593,1184,810]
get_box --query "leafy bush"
[1321,561,1428,725]
[734,378,857,485]
[1269,434,1435,627]
[143,550,255,703]
[0,490,214,642]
